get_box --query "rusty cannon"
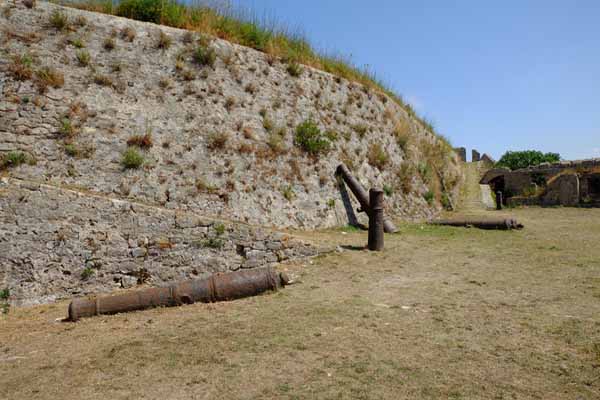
[430,218,524,230]
[68,267,289,321]
[335,164,398,233]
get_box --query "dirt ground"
[1,207,600,399]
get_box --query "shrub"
[0,151,28,170]
[8,54,33,81]
[127,133,153,149]
[417,162,432,183]
[367,143,389,170]
[64,144,78,157]
[81,266,94,280]
[69,38,85,48]
[121,148,144,169]
[267,132,286,154]
[325,130,338,142]
[281,185,295,201]
[263,116,274,132]
[117,0,185,27]
[94,74,113,87]
[383,185,393,196]
[156,30,172,49]
[193,44,216,68]
[103,37,116,50]
[393,119,411,151]
[224,97,235,111]
[423,190,435,205]
[34,67,64,91]
[49,10,68,30]
[182,31,194,44]
[0,287,9,315]
[120,26,136,42]
[396,163,414,194]
[158,77,172,89]
[76,50,90,66]
[73,15,87,27]
[181,69,195,81]
[59,117,76,137]
[244,83,257,94]
[195,177,218,194]
[294,119,330,155]
[200,237,224,249]
[441,192,452,210]
[214,223,225,235]
[206,132,229,150]
[353,124,368,138]
[286,61,302,77]
[496,150,561,171]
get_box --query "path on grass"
[457,162,495,212]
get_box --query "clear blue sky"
[227,0,599,160]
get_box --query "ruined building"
[480,159,600,207]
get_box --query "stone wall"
[0,177,324,305]
[0,1,462,231]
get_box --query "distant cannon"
[68,267,289,321]
[335,164,398,234]
[430,218,523,230]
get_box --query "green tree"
[496,150,560,170]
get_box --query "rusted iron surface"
[335,164,398,233]
[68,267,289,321]
[431,218,524,230]
[368,189,385,251]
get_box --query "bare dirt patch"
[1,207,599,399]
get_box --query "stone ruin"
[454,147,495,164]
[480,159,600,207]
[454,147,467,162]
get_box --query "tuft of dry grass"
[103,36,116,50]
[206,132,229,150]
[120,26,136,42]
[393,118,412,152]
[7,54,33,81]
[158,77,172,89]
[49,10,69,31]
[367,143,389,171]
[127,133,153,149]
[155,30,172,49]
[75,50,90,66]
[93,73,113,87]
[34,66,64,93]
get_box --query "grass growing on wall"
[61,0,442,138]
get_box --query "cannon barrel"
[367,188,385,251]
[430,218,523,230]
[68,267,289,321]
[336,164,398,233]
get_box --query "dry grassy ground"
[1,207,599,399]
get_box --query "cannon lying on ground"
[68,267,289,321]
[430,218,524,230]
[336,164,398,233]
